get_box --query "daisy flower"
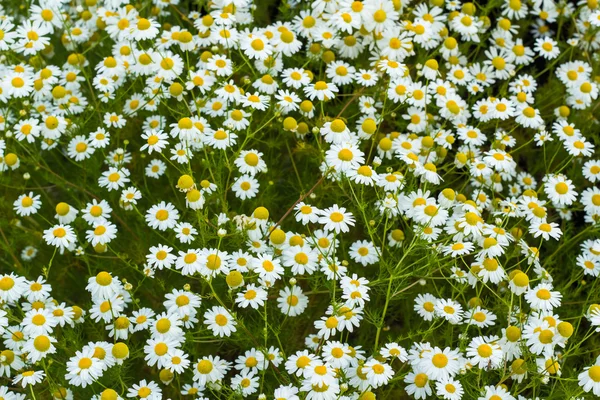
[13,192,42,216]
[304,80,338,101]
[127,380,162,399]
[535,37,560,59]
[98,168,131,191]
[525,283,562,311]
[43,224,77,253]
[579,360,600,396]
[529,221,562,241]
[13,370,45,388]
[235,284,268,310]
[146,201,180,231]
[467,336,503,369]
[318,205,355,233]
[420,346,461,380]
[544,175,577,206]
[141,130,169,154]
[65,349,104,388]
[204,306,236,337]
[277,286,309,316]
[348,240,379,266]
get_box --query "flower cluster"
[0,0,599,399]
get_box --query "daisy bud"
[557,321,574,338]
[468,297,482,308]
[177,174,195,191]
[557,105,570,118]
[309,193,316,199]
[112,342,129,362]
[226,271,244,289]
[545,358,560,375]
[159,368,174,385]
[72,306,83,321]
[289,278,297,286]
[217,228,227,237]
[210,46,219,53]
[269,228,286,245]
[183,284,191,291]
[124,283,133,291]
[283,117,297,131]
[322,50,335,63]
[419,279,426,286]
[53,387,69,400]
[462,2,476,14]
[258,395,266,400]
[23,173,30,180]
[511,227,524,239]
[253,206,269,221]
[93,243,107,253]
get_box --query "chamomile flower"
[545,175,577,206]
[127,380,162,400]
[525,283,562,311]
[348,240,379,266]
[304,80,338,101]
[146,201,180,231]
[235,284,268,309]
[535,37,560,59]
[404,369,433,400]
[13,192,42,216]
[193,355,230,386]
[435,299,463,325]
[65,349,105,388]
[318,205,355,233]
[204,306,236,337]
[277,286,309,316]
[13,370,45,388]
[232,175,260,200]
[420,347,461,380]
[578,360,600,396]
[467,336,503,369]
[43,224,77,253]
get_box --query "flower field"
[0,0,600,399]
